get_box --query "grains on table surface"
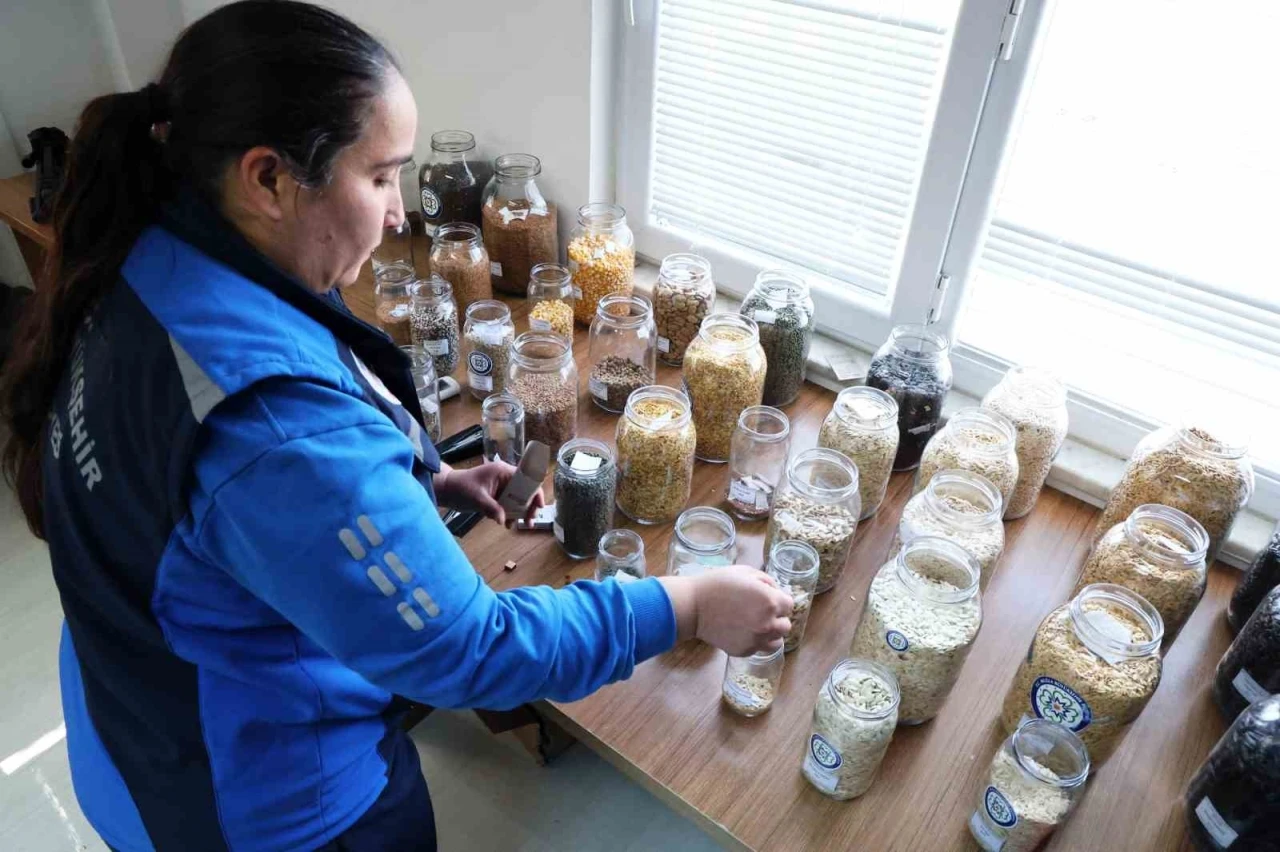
[615,397,696,524]
[569,233,635,325]
[764,491,858,593]
[528,299,575,340]
[722,672,777,716]
[804,668,898,800]
[589,355,653,412]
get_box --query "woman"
[0,3,793,850]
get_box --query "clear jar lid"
[431,129,476,153]
[557,437,615,478]
[944,408,1017,457]
[511,331,572,370]
[887,323,951,360]
[785,447,860,505]
[494,153,541,180]
[831,386,898,431]
[1010,718,1090,788]
[623,385,692,431]
[674,506,736,556]
[595,294,653,329]
[1068,583,1164,664]
[823,658,900,721]
[696,312,760,351]
[893,536,981,604]
[767,539,820,586]
[923,470,1004,529]
[529,262,573,299]
[658,253,713,291]
[1122,504,1209,567]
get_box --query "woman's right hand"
[659,566,794,656]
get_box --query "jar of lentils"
[430,221,492,318]
[667,507,737,577]
[915,407,1019,508]
[891,469,1005,590]
[866,324,953,471]
[587,294,657,413]
[507,332,578,456]
[817,386,900,520]
[409,275,461,378]
[739,269,815,407]
[527,262,575,342]
[982,366,1069,519]
[767,540,820,652]
[764,448,861,594]
[615,386,696,525]
[480,153,558,296]
[682,313,767,463]
[654,253,714,366]
[568,203,635,326]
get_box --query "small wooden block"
[503,560,518,572]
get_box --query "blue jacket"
[44,191,676,852]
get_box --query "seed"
[589,355,652,413]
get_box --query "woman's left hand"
[434,461,545,527]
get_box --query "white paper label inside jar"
[572,285,583,299]
[1195,797,1238,848]
[1232,668,1270,703]
[637,326,649,340]
[423,222,438,237]
[478,327,507,346]
[753,309,777,325]
[553,522,565,543]
[424,339,449,355]
[657,336,671,353]
[729,478,769,510]
[570,452,603,473]
[530,318,552,332]
[490,261,502,277]
[967,812,1006,851]
[470,373,493,391]
[589,376,608,400]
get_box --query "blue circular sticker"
[885,630,909,652]
[1031,676,1092,731]
[468,351,494,377]
[984,785,1017,828]
[809,734,842,771]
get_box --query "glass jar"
[1076,504,1209,642]
[802,659,899,800]
[1000,583,1164,765]
[1214,585,1280,721]
[667,507,737,577]
[766,540,820,652]
[726,406,792,521]
[1095,425,1254,566]
[372,220,415,280]
[567,203,635,326]
[595,529,646,583]
[915,407,1019,508]
[817,386,900,521]
[527,262,575,341]
[1185,694,1280,852]
[982,366,1069,519]
[722,645,784,718]
[399,345,441,444]
[866,324,954,472]
[481,153,558,296]
[615,386,696,525]
[890,470,1005,590]
[1229,521,1280,634]
[969,719,1090,852]
[654,253,714,366]
[507,332,578,456]
[739,269,815,407]
[849,537,982,725]
[587,294,657,413]
[481,392,524,464]
[553,438,617,560]
[373,261,415,347]
[462,300,514,400]
[430,222,492,318]
[682,313,767,463]
[764,448,861,594]
[409,275,461,378]
[418,129,488,236]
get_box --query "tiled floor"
[0,481,719,851]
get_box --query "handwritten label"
[657,336,671,354]
[1232,668,1270,703]
[424,339,449,356]
[490,261,503,277]
[470,373,493,392]
[1195,797,1238,848]
[589,376,608,401]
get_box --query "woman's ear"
[232,146,296,222]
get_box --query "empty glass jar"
[587,295,657,413]
[740,269,815,407]
[431,222,492,318]
[615,386,696,525]
[722,645,785,717]
[373,261,415,347]
[982,366,1069,519]
[866,324,954,471]
[462,300,514,400]
[818,386,900,520]
[527,262,575,342]
[668,507,737,577]
[409,275,461,378]
[595,529,646,583]
[399,345,441,444]
[892,469,1006,590]
[764,448,861,594]
[507,332,578,456]
[654,253,714,366]
[767,540,820,652]
[682,313,767,463]
[419,129,488,236]
[727,406,792,521]
[481,392,524,464]
[915,407,1019,509]
[481,153,558,296]
[568,203,635,326]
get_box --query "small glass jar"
[419,129,489,236]
[430,222,492,318]
[667,507,737,577]
[462,300,514,400]
[409,275,461,378]
[764,448,861,594]
[373,262,415,347]
[1228,520,1280,633]
[817,386,900,520]
[722,645,784,718]
[481,153,558,296]
[891,469,1005,590]
[481,392,524,464]
[615,386,696,525]
[1001,583,1164,765]
[915,407,1019,508]
[554,438,617,560]
[682,313,767,463]
[595,529,646,583]
[767,540,820,652]
[1096,424,1254,567]
[527,262,576,342]
[982,366,1069,519]
[726,406,791,521]
[507,332,578,456]
[654,253,714,366]
[739,269,815,407]
[568,203,635,326]
[1213,585,1280,721]
[1076,504,1209,642]
[802,659,899,800]
[1185,694,1280,852]
[399,345,441,444]
[849,537,982,725]
[587,294,657,413]
[372,220,415,280]
[866,324,954,471]
[968,719,1090,852]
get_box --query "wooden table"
[345,269,1235,852]
[0,173,53,282]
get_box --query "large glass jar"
[587,294,657,413]
[764,448,861,594]
[890,469,1005,590]
[817,386,900,520]
[849,537,982,725]
[1213,585,1280,721]
[739,269,815,407]
[726,406,791,521]
[430,222,492,317]
[1076,504,1209,642]
[595,529,646,583]
[1001,583,1164,765]
[418,129,488,237]
[766,539,820,652]
[526,262,575,342]
[982,366,1069,519]
[654,253,714,366]
[507,331,578,456]
[866,324,954,472]
[1185,694,1280,852]
[409,275,460,378]
[915,407,1019,509]
[553,438,616,560]
[1095,425,1254,566]
[682,313,767,463]
[615,386,696,525]
[567,203,635,326]
[481,153,558,296]
[722,645,784,718]
[462,300,514,400]
[667,507,737,577]
[373,263,415,346]
[399,345,441,444]
[802,659,899,801]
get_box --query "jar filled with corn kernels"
[568,203,635,326]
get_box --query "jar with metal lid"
[915,407,1019,508]
[481,153,558,296]
[1076,504,1209,642]
[373,262,415,347]
[654,253,714,366]
[587,294,657,413]
[727,406,791,521]
[1185,694,1280,852]
[399,345,441,444]
[595,529,646,583]
[890,469,1005,590]
[722,645,784,718]
[802,659,899,800]
[409,275,460,378]
[507,332,578,455]
[866,324,954,471]
[767,540,820,652]
[1001,583,1164,765]
[615,386,696,525]
[1214,585,1280,721]
[419,129,488,237]
[764,448,860,594]
[568,203,635,326]
[553,438,616,560]
[982,366,1069,519]
[739,269,815,407]
[682,313,767,463]
[1228,520,1280,633]
[527,262,575,341]
[849,536,982,725]
[462,300,514,400]
[430,222,492,318]
[481,392,524,464]
[667,507,737,577]
[818,386,900,520]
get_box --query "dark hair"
[0,0,398,537]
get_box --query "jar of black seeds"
[740,269,815,407]
[866,323,953,471]
[1214,585,1280,721]
[554,438,617,560]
